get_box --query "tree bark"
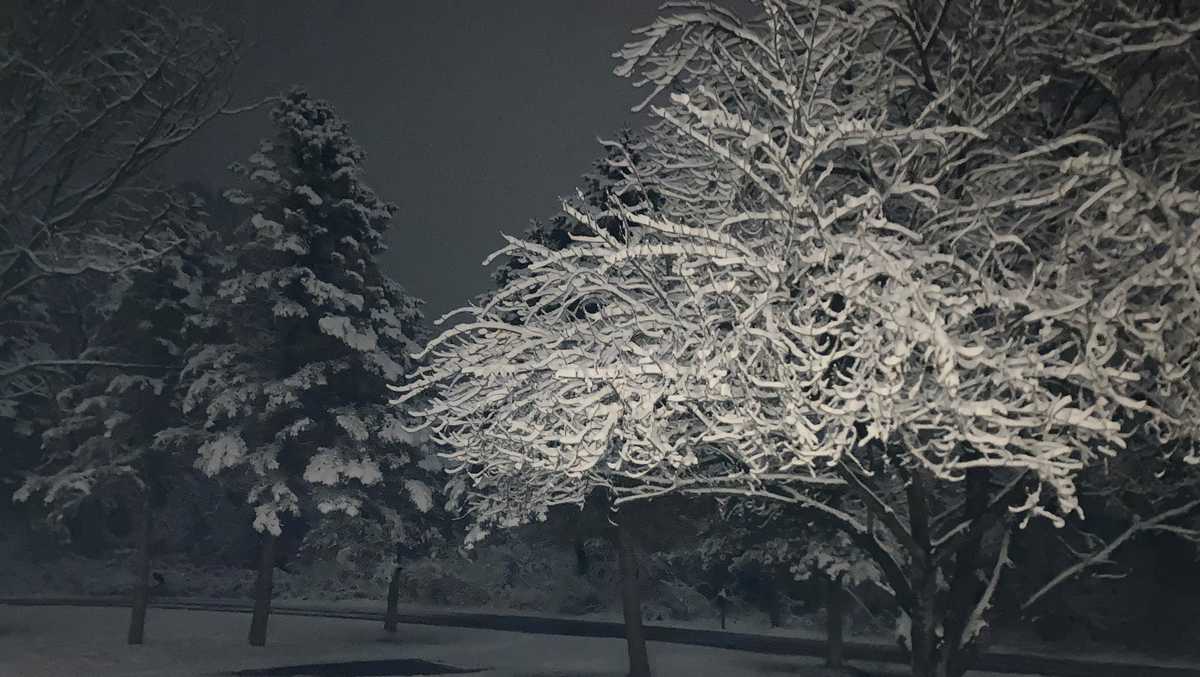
[384,561,402,633]
[937,468,992,677]
[127,489,151,645]
[825,576,845,669]
[909,590,937,677]
[248,531,276,647]
[574,537,589,575]
[615,517,651,677]
[766,578,783,628]
[907,470,939,677]
[717,591,727,630]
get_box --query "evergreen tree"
[183,90,428,646]
[489,130,658,291]
[299,440,448,633]
[15,191,215,644]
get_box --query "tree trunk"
[384,562,402,633]
[248,531,276,647]
[937,468,992,677]
[615,518,651,677]
[766,579,783,628]
[825,576,845,669]
[574,537,589,575]
[909,609,933,677]
[905,470,942,677]
[908,578,946,677]
[127,489,151,645]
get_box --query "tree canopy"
[396,2,1200,674]
[184,90,429,536]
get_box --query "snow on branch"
[0,0,240,407]
[396,0,1200,543]
[1021,498,1200,612]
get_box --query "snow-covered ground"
[6,547,1193,673]
[0,604,1040,677]
[262,596,1200,673]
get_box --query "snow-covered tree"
[0,0,238,428]
[299,434,449,633]
[452,137,667,676]
[14,193,215,644]
[489,130,660,292]
[396,2,1200,676]
[182,90,429,646]
[685,497,882,666]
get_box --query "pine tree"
[299,439,448,633]
[489,130,657,291]
[15,191,215,645]
[183,89,427,646]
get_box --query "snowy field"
[0,605,1042,677]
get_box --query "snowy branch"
[1021,498,1200,612]
[959,530,1011,649]
[398,3,1200,665]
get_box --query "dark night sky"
[176,1,667,324]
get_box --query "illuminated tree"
[397,2,1200,675]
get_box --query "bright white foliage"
[395,0,1200,539]
[319,315,380,352]
[303,448,383,486]
[404,479,435,513]
[197,434,249,476]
